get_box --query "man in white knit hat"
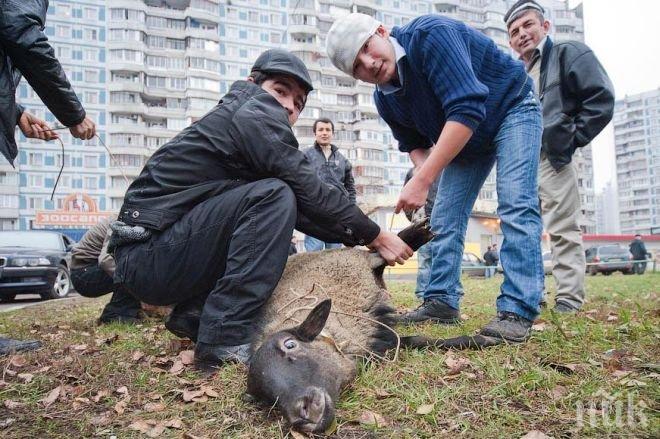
[326,12,545,345]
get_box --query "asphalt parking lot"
[0,292,80,313]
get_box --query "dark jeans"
[113,179,297,346]
[633,260,647,275]
[70,266,142,320]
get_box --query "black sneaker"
[165,299,203,342]
[480,311,533,343]
[194,342,252,373]
[0,337,42,356]
[398,299,461,325]
[553,301,579,314]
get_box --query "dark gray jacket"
[0,0,86,165]
[302,143,356,203]
[539,37,614,170]
[118,81,380,247]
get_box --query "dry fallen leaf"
[169,360,185,375]
[201,385,219,398]
[532,321,549,331]
[179,350,195,365]
[165,418,184,429]
[115,386,129,395]
[445,352,471,375]
[89,411,113,426]
[132,351,145,362]
[3,400,24,410]
[549,385,567,401]
[374,388,394,399]
[114,397,130,414]
[92,390,109,403]
[182,388,205,402]
[40,385,62,408]
[9,355,26,368]
[17,373,34,384]
[416,403,435,415]
[144,402,166,413]
[520,431,553,439]
[70,344,88,351]
[358,410,389,427]
[290,430,308,439]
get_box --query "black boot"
[98,289,143,324]
[0,337,42,355]
[194,342,252,373]
[398,299,461,325]
[165,296,204,342]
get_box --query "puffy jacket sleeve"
[230,94,380,246]
[0,1,85,127]
[566,49,615,148]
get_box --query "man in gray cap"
[111,49,412,371]
[326,13,544,346]
[506,0,614,313]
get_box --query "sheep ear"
[295,299,331,342]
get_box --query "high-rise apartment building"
[613,88,660,234]
[595,181,620,234]
[106,0,222,211]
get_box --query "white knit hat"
[326,13,381,77]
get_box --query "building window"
[83,177,98,190]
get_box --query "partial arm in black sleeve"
[0,2,85,127]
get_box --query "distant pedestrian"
[629,234,649,275]
[302,118,356,252]
[483,246,496,278]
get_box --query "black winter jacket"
[302,143,356,203]
[0,0,85,165]
[539,37,614,171]
[118,81,380,247]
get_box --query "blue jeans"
[425,93,544,321]
[304,235,342,252]
[415,242,432,299]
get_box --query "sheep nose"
[292,387,332,432]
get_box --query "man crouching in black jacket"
[111,49,412,371]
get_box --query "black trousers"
[114,179,297,345]
[70,266,142,320]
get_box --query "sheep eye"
[284,339,297,350]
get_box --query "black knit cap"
[504,0,545,27]
[251,49,314,93]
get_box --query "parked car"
[0,231,75,302]
[462,252,487,277]
[584,245,633,276]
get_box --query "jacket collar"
[313,142,337,153]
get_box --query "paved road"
[0,292,81,313]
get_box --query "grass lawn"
[0,273,658,438]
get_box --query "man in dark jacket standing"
[112,49,412,371]
[506,0,614,313]
[629,234,648,275]
[302,117,356,251]
[0,0,96,356]
[0,0,96,166]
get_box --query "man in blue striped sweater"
[327,13,544,344]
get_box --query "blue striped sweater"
[375,15,532,157]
